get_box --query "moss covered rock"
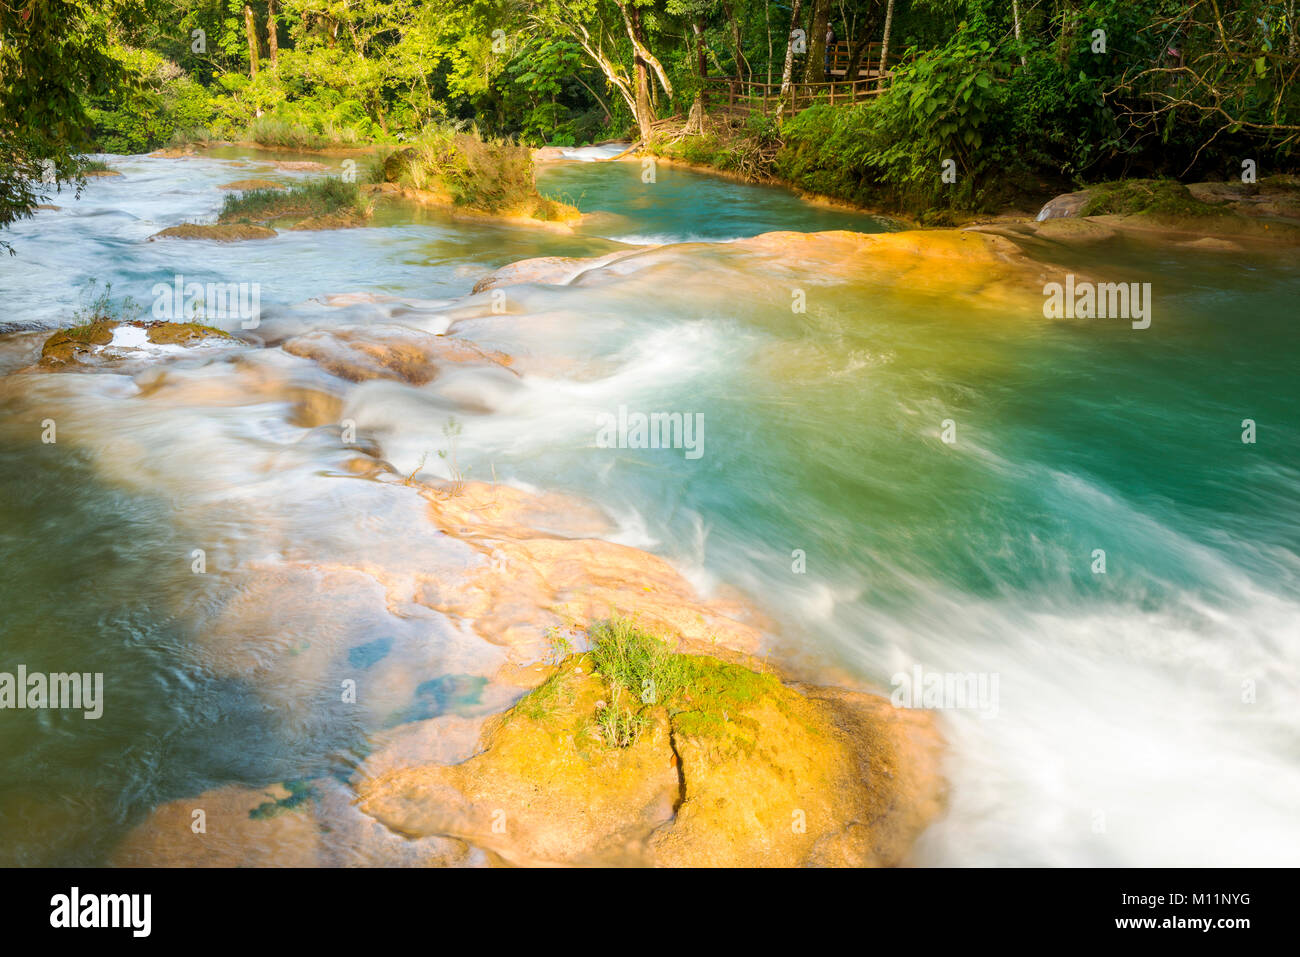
[150,223,277,241]
[358,620,945,866]
[39,320,234,367]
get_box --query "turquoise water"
[0,149,1296,865]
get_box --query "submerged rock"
[1035,190,1094,221]
[113,779,475,868]
[471,250,650,293]
[114,783,324,867]
[282,328,513,385]
[274,160,330,172]
[39,320,235,368]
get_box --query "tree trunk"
[1012,0,1026,66]
[244,4,260,77]
[267,0,279,69]
[619,1,673,100]
[806,0,831,83]
[779,0,805,97]
[843,28,870,79]
[569,22,640,129]
[693,20,707,77]
[635,56,653,131]
[765,0,773,87]
[879,0,895,84]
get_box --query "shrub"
[382,124,576,219]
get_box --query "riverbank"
[639,118,1300,239]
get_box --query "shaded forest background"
[3,0,1298,223]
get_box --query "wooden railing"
[827,40,893,78]
[700,72,890,118]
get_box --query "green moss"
[518,667,587,724]
[145,321,232,344]
[40,321,117,365]
[1078,179,1232,219]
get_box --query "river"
[0,147,1296,866]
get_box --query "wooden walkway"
[700,42,894,118]
[700,73,889,119]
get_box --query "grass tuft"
[508,616,791,753]
[219,177,369,224]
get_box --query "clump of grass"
[364,150,393,185]
[589,617,784,747]
[509,616,790,753]
[72,279,141,325]
[594,685,648,748]
[545,625,575,666]
[437,416,466,495]
[79,158,112,174]
[246,117,332,151]
[219,177,369,224]
[588,617,687,707]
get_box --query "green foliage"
[72,280,143,326]
[776,34,1018,213]
[4,0,1299,245]
[588,616,687,704]
[0,0,142,249]
[583,616,785,746]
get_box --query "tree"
[806,0,830,83]
[530,0,675,135]
[243,3,260,76]
[879,0,894,81]
[0,0,136,252]
[778,0,805,101]
[267,0,279,70]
